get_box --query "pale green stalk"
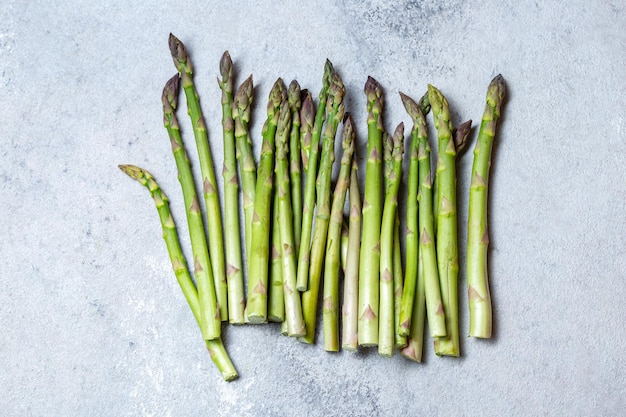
[322,114,355,352]
[358,76,384,346]
[467,74,505,338]
[341,160,361,351]
[429,84,460,357]
[399,244,426,363]
[268,184,284,322]
[393,215,406,349]
[379,123,404,357]
[218,51,245,324]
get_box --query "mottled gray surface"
[1,1,625,415]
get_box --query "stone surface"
[1,1,625,415]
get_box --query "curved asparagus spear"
[169,34,227,321]
[358,76,384,346]
[275,99,306,337]
[429,84,460,357]
[342,159,361,351]
[400,92,447,338]
[233,76,256,266]
[322,113,355,352]
[119,165,237,381]
[161,75,220,340]
[379,123,404,357]
[288,81,303,258]
[246,79,285,323]
[467,74,506,338]
[218,52,245,324]
[300,72,346,344]
[297,60,334,291]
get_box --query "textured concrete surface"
[1,1,625,415]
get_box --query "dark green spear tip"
[419,92,431,116]
[393,122,405,156]
[277,100,292,138]
[323,59,334,83]
[288,80,301,111]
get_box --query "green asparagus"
[288,81,303,258]
[161,75,220,340]
[119,165,237,381]
[168,34,228,321]
[467,74,505,338]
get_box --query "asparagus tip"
[288,80,302,111]
[219,51,233,79]
[488,74,506,115]
[162,74,180,110]
[453,119,473,152]
[168,33,188,72]
[399,91,419,121]
[119,164,147,182]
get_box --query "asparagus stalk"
[233,76,256,266]
[399,244,426,362]
[275,98,307,337]
[246,79,285,323]
[297,60,334,291]
[467,74,506,338]
[397,92,420,337]
[429,84,460,356]
[378,123,404,357]
[322,113,355,352]
[218,52,245,324]
[168,34,228,321]
[340,220,349,274]
[268,183,285,322]
[393,215,407,348]
[358,76,384,346]
[341,159,361,351]
[161,75,220,340]
[400,92,447,338]
[119,165,237,381]
[288,81,303,258]
[300,72,346,344]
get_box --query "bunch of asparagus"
[119,34,506,381]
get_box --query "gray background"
[2,0,625,416]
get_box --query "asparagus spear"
[399,244,426,362]
[378,123,404,357]
[393,214,407,349]
[119,165,237,381]
[168,34,227,321]
[288,81,303,258]
[358,76,385,346]
[269,183,285,322]
[467,74,506,338]
[340,220,349,274]
[341,159,361,351]
[233,76,256,266]
[297,60,334,291]
[246,79,285,323]
[398,92,420,337]
[218,52,245,324]
[429,84,460,357]
[322,113,355,352]
[300,72,346,344]
[161,75,220,340]
[399,92,447,338]
[275,98,307,337]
